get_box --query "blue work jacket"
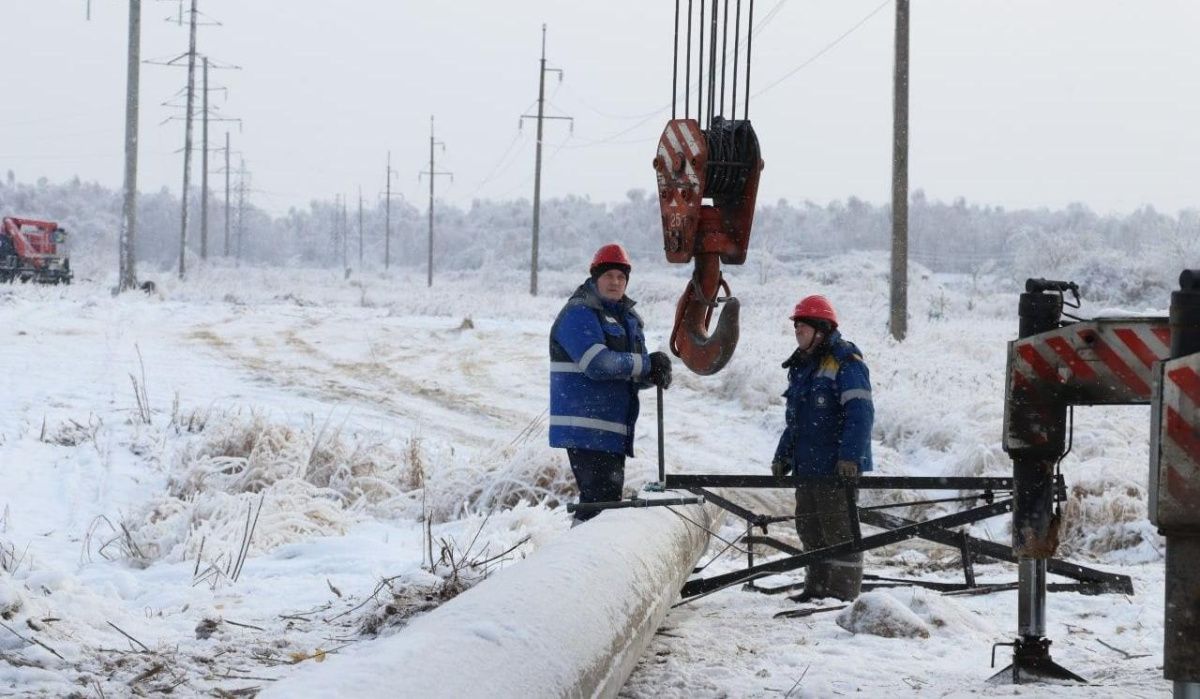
[773,331,874,476]
[549,279,651,456]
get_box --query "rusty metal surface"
[1008,318,1170,407]
[669,254,740,375]
[655,119,706,263]
[1012,455,1062,558]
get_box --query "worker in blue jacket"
[549,244,672,524]
[772,294,874,600]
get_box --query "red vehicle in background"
[0,217,72,284]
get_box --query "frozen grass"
[120,408,575,573]
[20,252,1166,568]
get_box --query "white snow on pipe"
[264,502,714,698]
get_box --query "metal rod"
[1017,558,1047,637]
[687,487,761,522]
[665,474,1015,490]
[707,0,718,127]
[858,509,1133,591]
[681,498,1016,598]
[685,0,693,120]
[672,0,680,119]
[698,0,705,121]
[719,0,729,118]
[731,0,741,120]
[657,385,665,484]
[744,0,753,120]
[567,497,704,514]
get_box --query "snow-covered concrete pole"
[118,0,140,291]
[264,503,713,698]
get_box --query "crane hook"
[670,253,740,375]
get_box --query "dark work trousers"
[795,482,863,600]
[567,448,626,523]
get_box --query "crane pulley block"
[652,117,763,376]
[653,117,762,265]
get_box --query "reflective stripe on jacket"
[549,279,650,456]
[773,330,874,476]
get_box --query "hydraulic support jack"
[995,277,1191,683]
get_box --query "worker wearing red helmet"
[772,294,874,601]
[549,243,673,524]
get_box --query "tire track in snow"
[184,311,544,450]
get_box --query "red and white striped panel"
[1011,319,1170,404]
[656,119,707,258]
[1152,352,1200,529]
[657,119,704,183]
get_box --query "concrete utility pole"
[236,157,246,263]
[358,187,364,269]
[384,152,394,270]
[118,0,141,291]
[332,194,340,268]
[419,115,452,288]
[382,152,403,271]
[223,131,230,255]
[520,24,572,297]
[200,56,209,260]
[889,0,910,341]
[342,195,349,272]
[146,1,238,272]
[177,0,198,279]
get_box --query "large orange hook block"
[653,117,763,375]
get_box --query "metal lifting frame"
[667,474,1130,605]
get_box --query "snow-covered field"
[0,254,1171,697]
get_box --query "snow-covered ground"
[0,255,1171,696]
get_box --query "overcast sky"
[5,1,1200,216]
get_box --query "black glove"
[771,459,792,477]
[648,351,673,389]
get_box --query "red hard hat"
[590,243,632,275]
[790,295,838,329]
